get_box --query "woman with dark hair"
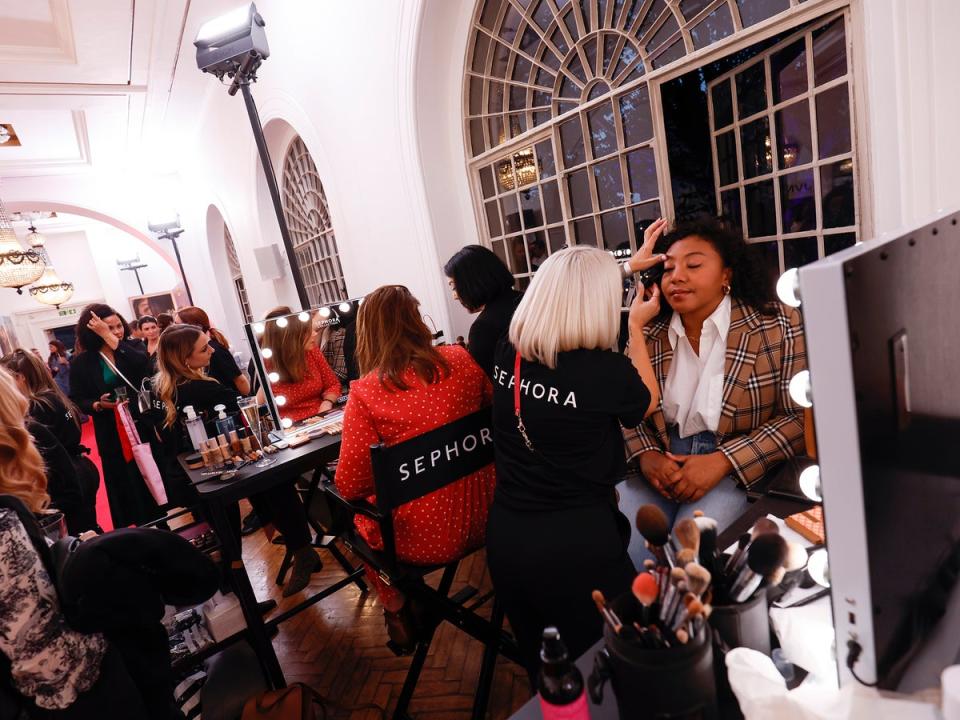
[335,285,496,649]
[47,339,72,396]
[69,303,158,528]
[444,245,522,378]
[622,218,807,542]
[155,312,174,333]
[175,306,250,395]
[138,315,161,373]
[1,350,100,533]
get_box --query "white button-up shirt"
[662,295,731,438]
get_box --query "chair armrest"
[322,482,385,522]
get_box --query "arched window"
[464,0,857,287]
[281,136,347,306]
[224,225,252,323]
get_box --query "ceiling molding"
[0,83,147,95]
[0,0,77,66]
[0,109,92,177]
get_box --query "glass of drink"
[237,397,275,468]
[113,386,128,404]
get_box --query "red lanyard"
[514,351,534,452]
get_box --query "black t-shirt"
[469,290,522,379]
[207,338,242,390]
[29,393,82,454]
[491,340,651,511]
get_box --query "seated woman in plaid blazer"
[621,218,807,542]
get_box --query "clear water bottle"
[183,405,208,451]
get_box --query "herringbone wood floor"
[240,508,533,720]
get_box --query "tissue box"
[202,592,247,642]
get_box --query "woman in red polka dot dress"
[335,285,495,649]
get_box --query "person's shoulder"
[0,507,17,533]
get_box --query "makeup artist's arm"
[333,392,378,500]
[627,284,661,417]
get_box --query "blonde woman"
[486,244,664,674]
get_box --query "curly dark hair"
[653,218,778,320]
[75,303,131,353]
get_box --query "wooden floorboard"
[238,506,533,719]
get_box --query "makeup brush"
[632,572,659,625]
[675,627,689,645]
[674,518,701,556]
[675,547,697,567]
[724,534,751,575]
[684,562,712,599]
[751,517,780,539]
[592,589,620,632]
[766,566,786,587]
[731,534,788,603]
[660,567,687,622]
[693,511,718,571]
[636,504,670,565]
[672,595,703,633]
[665,582,689,627]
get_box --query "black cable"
[846,639,879,687]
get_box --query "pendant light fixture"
[0,195,45,294]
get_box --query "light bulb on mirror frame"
[338,302,351,313]
[253,322,265,335]
[789,370,813,408]
[298,312,310,322]
[275,395,286,407]
[268,372,280,383]
[319,307,331,318]
[799,464,822,502]
[276,317,288,328]
[776,267,802,308]
[281,417,293,429]
[807,548,829,587]
[261,348,273,359]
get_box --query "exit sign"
[58,308,78,317]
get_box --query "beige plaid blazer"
[623,299,807,488]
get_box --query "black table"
[177,432,351,689]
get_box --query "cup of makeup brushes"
[708,590,771,655]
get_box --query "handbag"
[117,400,168,506]
[241,683,328,720]
[99,350,152,413]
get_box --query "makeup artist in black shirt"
[487,243,664,676]
[444,245,521,378]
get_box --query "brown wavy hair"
[356,286,449,391]
[155,324,215,427]
[0,349,81,431]
[0,368,50,513]
[177,306,231,350]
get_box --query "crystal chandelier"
[22,221,74,308]
[0,195,45,293]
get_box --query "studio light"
[776,268,802,308]
[147,213,194,304]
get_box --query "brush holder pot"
[588,594,718,720]
[709,590,771,655]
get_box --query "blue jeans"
[617,426,750,568]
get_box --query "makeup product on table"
[538,627,590,720]
[183,406,208,452]
[213,405,235,437]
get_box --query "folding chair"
[323,408,520,720]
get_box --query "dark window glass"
[485,200,502,237]
[533,0,554,30]
[745,181,776,237]
[649,13,679,54]
[612,43,640,79]
[512,54,533,84]
[601,209,630,252]
[509,113,527,138]
[747,240,781,288]
[637,0,667,39]
[716,130,738,186]
[548,226,567,253]
[779,170,816,233]
[491,41,510,78]
[480,166,496,199]
[587,81,611,101]
[488,116,504,148]
[627,147,658,203]
[588,101,618,159]
[520,24,540,55]
[813,17,846,86]
[559,75,580,99]
[491,239,509,267]
[824,232,856,255]
[690,4,734,50]
[560,116,586,167]
[775,100,812,169]
[501,193,522,233]
[567,54,588,84]
[519,186,544,228]
[567,168,593,217]
[469,119,485,156]
[782,236,819,268]
[500,5,523,44]
[574,218,597,245]
[651,40,685,69]
[736,0,790,29]
[816,83,851,159]
[527,231,549,270]
[680,0,712,20]
[469,77,484,115]
[508,236,530,273]
[542,180,563,223]
[736,62,767,119]
[594,158,625,210]
[479,0,505,30]
[720,189,742,231]
[821,161,855,228]
[488,81,504,113]
[619,85,653,147]
[533,90,551,108]
[536,140,556,179]
[583,36,598,75]
[471,31,491,72]
[711,79,733,129]
[551,27,570,56]
[601,33,617,74]
[740,116,772,179]
[771,39,806,104]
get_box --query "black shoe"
[241,511,262,536]
[282,547,322,597]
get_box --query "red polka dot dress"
[334,345,496,566]
[270,347,341,422]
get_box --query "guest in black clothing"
[487,246,664,677]
[69,304,159,528]
[138,315,161,374]
[1,349,100,533]
[444,245,521,378]
[175,306,250,395]
[154,324,322,597]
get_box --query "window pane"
[771,39,807,104]
[626,147,658,203]
[813,17,846,86]
[825,232,856,255]
[488,116,505,148]
[471,30,491,72]
[560,116,587,167]
[533,0,553,30]
[619,85,653,147]
[583,36,598,75]
[517,276,531,291]
[588,101,618,159]
[527,231,548,270]
[816,83,851,159]
[513,54,533,84]
[594,157,625,210]
[508,236,530,273]
[542,180,563,223]
[736,0,790,29]
[711,80,733,129]
[747,240,781,288]
[651,40,685,69]
[509,113,527,138]
[631,201,661,239]
[470,119,485,156]
[485,200,502,236]
[601,209,630,252]
[514,148,538,187]
[690,4,734,50]
[775,100,812,169]
[496,158,516,192]
[469,77,484,115]
[501,193,522,233]
[716,130,738,186]
[649,13,679,54]
[567,168,593,217]
[780,170,816,233]
[612,43,640,80]
[489,81,504,113]
[509,84,527,111]
[480,166,496,199]
[680,0,713,21]
[573,218,597,245]
[492,238,509,267]
[821,160,855,228]
[548,226,567,253]
[745,181,776,237]
[520,186,544,228]
[720,189,742,231]
[536,140,556,179]
[740,117,772,179]
[736,62,767,119]
[638,0,667,39]
[782,236,819,269]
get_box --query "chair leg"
[275,548,293,586]
[327,541,368,592]
[471,598,505,720]
[391,628,434,720]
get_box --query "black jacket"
[69,340,150,416]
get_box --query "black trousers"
[486,499,636,680]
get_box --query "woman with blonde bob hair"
[486,238,666,675]
[0,367,50,513]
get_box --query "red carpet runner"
[81,419,114,531]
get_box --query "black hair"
[653,219,778,320]
[75,303,131,353]
[129,318,140,330]
[443,245,515,312]
[138,315,157,326]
